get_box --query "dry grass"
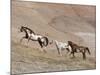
[11,0,96,74]
[11,41,95,74]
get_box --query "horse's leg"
[56,46,62,56]
[42,40,47,53]
[72,51,75,58]
[39,42,43,52]
[26,37,31,47]
[38,39,46,53]
[69,48,75,57]
[27,37,30,43]
[69,51,72,56]
[69,51,75,59]
[41,42,47,53]
[55,45,61,56]
[82,49,86,60]
[25,38,30,48]
[43,46,47,53]
[59,50,62,56]
[57,48,61,55]
[59,48,62,56]
[66,48,70,53]
[82,52,86,60]
[20,36,26,43]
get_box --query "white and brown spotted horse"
[20,26,49,52]
[50,40,71,56]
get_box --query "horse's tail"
[38,37,43,48]
[86,47,91,55]
[43,37,49,46]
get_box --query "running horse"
[19,26,49,52]
[67,41,91,59]
[50,40,71,56]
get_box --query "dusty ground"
[11,0,96,74]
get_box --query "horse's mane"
[21,26,29,38]
[68,41,78,47]
[22,26,35,34]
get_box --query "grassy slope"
[11,1,96,74]
[11,41,95,74]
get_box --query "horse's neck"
[68,45,72,50]
[54,40,59,46]
[23,28,28,35]
[69,43,73,48]
[72,42,78,47]
[54,40,57,44]
[24,27,35,34]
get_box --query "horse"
[19,26,49,52]
[50,40,71,56]
[20,26,35,42]
[67,41,91,60]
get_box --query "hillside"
[11,0,96,74]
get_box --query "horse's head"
[49,40,53,45]
[50,40,60,46]
[20,26,24,32]
[68,41,73,45]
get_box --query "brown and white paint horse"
[20,26,49,52]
